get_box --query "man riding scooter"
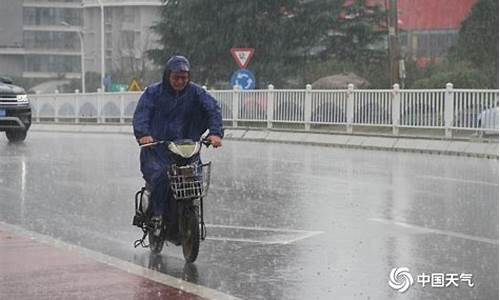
[132,55,223,243]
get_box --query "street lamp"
[61,21,85,93]
[97,0,105,92]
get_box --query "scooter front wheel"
[148,232,164,254]
[181,207,200,263]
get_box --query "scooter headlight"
[168,142,201,158]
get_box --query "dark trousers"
[140,148,177,224]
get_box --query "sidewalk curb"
[30,124,498,159]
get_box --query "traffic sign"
[230,69,256,90]
[128,79,143,91]
[109,83,128,92]
[230,48,255,69]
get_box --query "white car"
[477,106,498,135]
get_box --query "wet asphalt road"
[0,131,498,300]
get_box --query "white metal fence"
[29,83,498,137]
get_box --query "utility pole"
[386,0,400,87]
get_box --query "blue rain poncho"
[133,57,223,217]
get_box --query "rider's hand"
[208,135,222,148]
[138,135,154,145]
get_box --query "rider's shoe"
[150,216,163,237]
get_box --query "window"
[24,31,79,50]
[23,8,36,25]
[123,7,135,23]
[26,55,79,73]
[120,31,135,49]
[415,31,458,58]
[106,33,113,49]
[23,7,81,26]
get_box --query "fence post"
[346,84,354,133]
[75,94,80,124]
[97,94,102,124]
[267,84,274,129]
[119,94,125,124]
[392,83,400,135]
[304,84,312,131]
[53,95,59,123]
[232,85,240,127]
[444,82,454,138]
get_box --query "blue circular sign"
[230,69,256,90]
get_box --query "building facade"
[0,0,163,90]
[368,0,478,67]
[81,0,163,86]
[396,0,478,66]
[0,0,82,79]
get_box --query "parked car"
[0,76,31,142]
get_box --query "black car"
[0,76,31,142]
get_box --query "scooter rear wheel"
[181,207,200,263]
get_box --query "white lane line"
[0,221,241,300]
[369,218,499,245]
[206,231,323,245]
[205,224,324,244]
[206,237,287,244]
[206,223,323,234]
[282,231,325,245]
[417,175,499,187]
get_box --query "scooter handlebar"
[139,139,210,148]
[139,140,166,148]
[201,138,212,148]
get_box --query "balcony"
[23,49,80,56]
[0,47,26,55]
[82,0,164,8]
[23,1,82,9]
[23,25,83,32]
[22,71,81,79]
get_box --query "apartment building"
[0,0,82,79]
[0,0,163,89]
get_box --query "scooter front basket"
[168,162,211,200]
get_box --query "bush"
[411,62,492,89]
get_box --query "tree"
[409,0,499,89]
[446,0,498,88]
[148,0,387,88]
[115,30,160,85]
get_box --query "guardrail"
[29,83,498,138]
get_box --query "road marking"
[417,175,499,187]
[206,223,322,233]
[205,237,288,244]
[0,221,241,300]
[205,224,323,244]
[369,218,499,245]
